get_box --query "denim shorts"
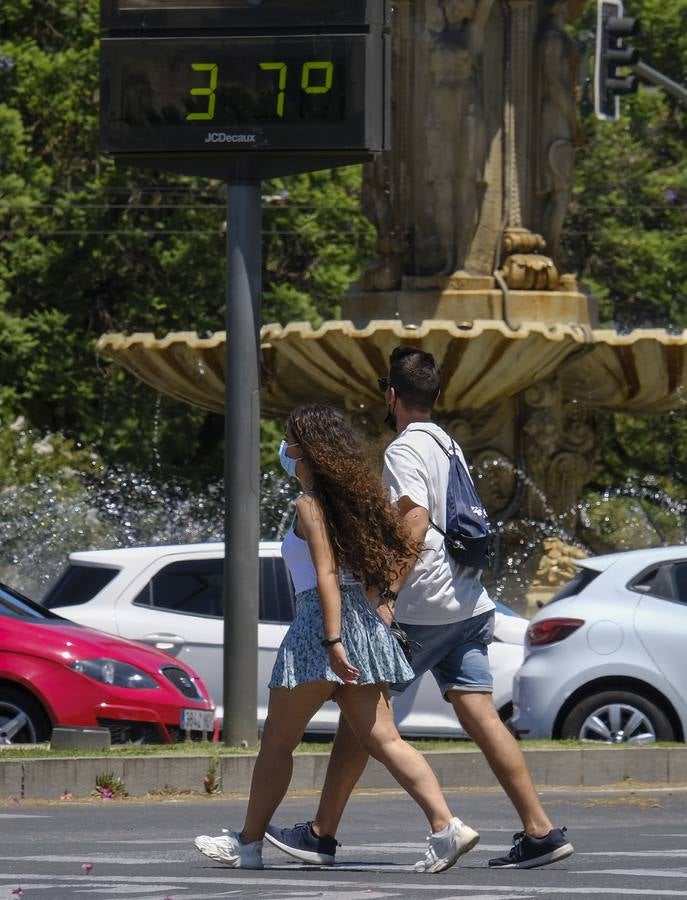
[391,609,495,700]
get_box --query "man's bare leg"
[312,710,369,837]
[450,691,552,837]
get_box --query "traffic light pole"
[636,61,687,108]
[223,182,261,748]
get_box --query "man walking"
[265,346,573,870]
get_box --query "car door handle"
[142,633,185,655]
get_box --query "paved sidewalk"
[2,745,686,801]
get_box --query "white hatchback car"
[41,543,526,738]
[512,546,687,744]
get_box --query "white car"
[512,546,687,744]
[41,543,526,738]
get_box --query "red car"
[0,581,215,745]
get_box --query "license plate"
[180,709,215,732]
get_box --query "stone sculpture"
[357,0,583,294]
[535,0,583,263]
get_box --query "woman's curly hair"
[288,404,419,590]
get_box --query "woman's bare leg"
[313,713,369,837]
[336,683,454,833]
[241,681,335,843]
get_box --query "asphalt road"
[1,786,686,899]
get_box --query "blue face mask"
[279,439,301,478]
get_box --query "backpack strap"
[404,428,459,540]
[410,428,456,460]
[404,429,491,570]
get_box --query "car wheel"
[0,687,51,745]
[561,691,674,744]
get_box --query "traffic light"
[595,0,641,121]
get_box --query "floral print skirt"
[269,583,415,690]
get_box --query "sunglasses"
[378,376,392,393]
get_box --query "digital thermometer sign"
[99,1,390,178]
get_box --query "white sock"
[433,817,463,837]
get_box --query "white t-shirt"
[383,421,494,626]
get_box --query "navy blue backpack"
[415,430,492,569]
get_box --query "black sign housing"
[101,1,388,32]
[99,0,390,178]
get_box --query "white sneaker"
[194,829,263,869]
[414,818,480,874]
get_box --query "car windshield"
[0,583,67,621]
[41,562,119,610]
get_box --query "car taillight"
[526,618,584,647]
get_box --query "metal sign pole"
[223,182,261,747]
[98,1,390,749]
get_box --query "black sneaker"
[488,827,574,869]
[264,821,338,866]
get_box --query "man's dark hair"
[388,346,440,411]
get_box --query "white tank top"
[281,521,359,594]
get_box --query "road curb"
[2,747,687,801]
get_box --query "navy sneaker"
[488,827,574,869]
[264,821,338,866]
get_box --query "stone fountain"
[98,1,687,607]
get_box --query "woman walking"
[194,404,479,874]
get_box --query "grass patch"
[0,738,683,760]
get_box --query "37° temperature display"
[100,35,372,153]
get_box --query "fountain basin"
[96,320,687,418]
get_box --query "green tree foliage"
[562,0,687,546]
[564,0,687,330]
[0,406,94,487]
[0,0,374,485]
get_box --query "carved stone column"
[500,0,559,289]
[342,0,591,326]
[532,0,582,263]
[355,0,504,289]
[504,0,536,231]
